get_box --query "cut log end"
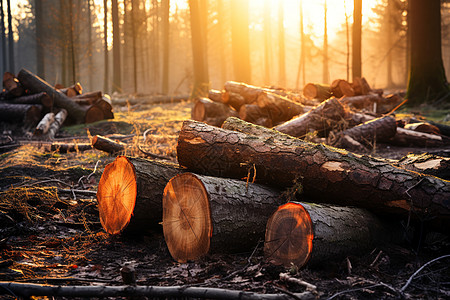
[97,156,137,234]
[264,202,313,268]
[163,173,212,263]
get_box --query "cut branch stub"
[264,202,313,268]
[97,156,137,234]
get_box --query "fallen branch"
[0,282,314,299]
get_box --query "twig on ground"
[137,144,171,160]
[279,273,317,292]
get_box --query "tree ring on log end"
[97,156,137,234]
[162,173,212,263]
[264,202,313,268]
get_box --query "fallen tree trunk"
[223,81,265,103]
[208,89,224,103]
[274,97,349,138]
[3,71,24,97]
[177,118,450,232]
[50,142,92,153]
[83,104,105,124]
[4,92,53,108]
[17,69,86,123]
[396,153,450,180]
[91,135,125,153]
[391,127,447,147]
[302,83,331,100]
[339,94,382,111]
[0,282,314,300]
[59,82,83,97]
[222,91,249,111]
[352,77,372,95]
[330,79,355,98]
[191,97,238,126]
[72,91,103,105]
[163,172,284,262]
[0,103,42,125]
[264,202,396,268]
[34,112,55,136]
[256,91,305,124]
[43,109,68,140]
[239,104,272,127]
[97,156,184,234]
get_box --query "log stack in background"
[0,69,114,140]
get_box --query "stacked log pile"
[0,69,114,140]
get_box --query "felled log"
[390,127,447,147]
[404,122,440,135]
[396,153,450,180]
[239,104,272,127]
[111,94,190,106]
[34,112,55,136]
[256,91,305,124]
[97,156,184,234]
[43,109,68,140]
[223,81,264,103]
[191,97,238,126]
[264,202,395,268]
[339,94,382,111]
[72,91,103,105]
[50,142,92,153]
[162,172,284,262]
[330,79,355,98]
[177,118,450,232]
[428,120,450,137]
[83,104,105,124]
[352,77,371,95]
[222,91,248,111]
[302,83,332,100]
[98,94,114,119]
[92,135,125,153]
[59,82,83,97]
[17,69,86,124]
[0,103,42,125]
[207,89,223,103]
[274,97,348,138]
[3,71,24,97]
[75,93,114,120]
[332,116,397,150]
[4,92,53,109]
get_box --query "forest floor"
[0,99,449,299]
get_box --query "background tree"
[6,0,14,72]
[278,0,286,87]
[323,0,329,83]
[352,0,362,79]
[231,0,251,83]
[0,0,6,75]
[161,0,170,94]
[103,0,109,92]
[406,0,449,105]
[111,0,121,92]
[35,0,44,78]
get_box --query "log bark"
[396,153,450,180]
[239,104,272,127]
[274,97,349,138]
[191,97,238,126]
[177,118,450,232]
[332,116,397,150]
[3,71,24,97]
[222,91,249,111]
[208,89,223,103]
[302,83,331,100]
[339,94,382,111]
[256,91,305,124]
[17,69,86,123]
[34,112,55,136]
[92,135,125,153]
[43,109,68,140]
[390,127,447,147]
[264,202,395,268]
[72,91,103,105]
[162,172,284,262]
[223,81,264,103]
[83,104,105,124]
[97,156,184,234]
[330,79,355,98]
[0,103,42,125]
[59,82,83,97]
[50,142,92,153]
[4,92,53,108]
[404,122,440,135]
[352,77,371,95]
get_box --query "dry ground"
[0,100,449,299]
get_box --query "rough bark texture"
[256,91,305,124]
[391,127,446,147]
[97,156,184,234]
[34,112,55,136]
[163,172,284,262]
[177,118,450,232]
[265,202,395,268]
[17,69,86,123]
[43,109,68,140]
[5,92,53,108]
[0,103,42,124]
[339,94,383,110]
[223,81,264,103]
[92,135,126,153]
[302,83,331,100]
[396,153,450,180]
[274,97,348,138]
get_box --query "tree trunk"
[4,92,53,108]
[112,0,122,92]
[50,142,92,153]
[390,127,447,148]
[265,202,396,268]
[97,156,184,234]
[352,0,362,79]
[302,83,331,100]
[91,135,125,153]
[339,94,382,110]
[406,0,449,105]
[163,172,284,263]
[330,79,354,98]
[239,104,271,126]
[256,92,305,124]
[322,0,329,84]
[191,97,238,127]
[6,0,14,72]
[278,0,286,87]
[43,109,67,140]
[352,77,371,95]
[222,91,248,111]
[34,112,55,136]
[2,71,23,97]
[17,69,86,123]
[177,118,450,232]
[207,89,223,103]
[231,0,251,83]
[396,153,450,180]
[0,103,42,124]
[263,0,271,84]
[274,97,348,138]
[161,0,170,94]
[103,0,109,92]
[0,0,6,75]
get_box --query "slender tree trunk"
[296,0,305,89]
[87,0,93,91]
[103,0,109,92]
[161,0,170,94]
[35,0,44,78]
[217,0,226,86]
[406,0,449,105]
[386,0,393,87]
[131,0,138,93]
[323,0,329,84]
[0,0,5,75]
[352,0,362,79]
[68,0,77,83]
[344,0,350,81]
[60,0,68,86]
[112,0,122,92]
[6,0,14,72]
[263,0,271,84]
[231,0,251,83]
[189,0,209,97]
[278,0,286,87]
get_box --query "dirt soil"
[0,100,449,299]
